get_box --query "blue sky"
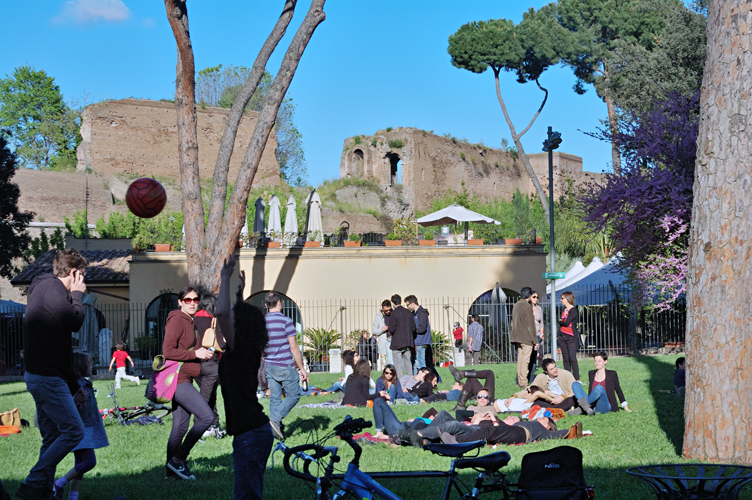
[1,0,613,185]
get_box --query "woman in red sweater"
[163,286,214,480]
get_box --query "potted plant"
[304,230,323,248]
[154,243,172,252]
[419,230,436,246]
[504,238,523,245]
[344,233,361,247]
[266,230,282,248]
[467,238,484,245]
[384,233,402,246]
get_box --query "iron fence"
[0,286,688,376]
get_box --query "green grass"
[3,355,747,500]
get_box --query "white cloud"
[141,17,155,28]
[54,0,131,25]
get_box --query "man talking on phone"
[17,249,88,500]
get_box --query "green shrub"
[386,233,399,241]
[460,152,466,160]
[388,139,404,149]
[385,126,393,132]
[423,230,435,240]
[371,138,377,147]
[353,136,362,145]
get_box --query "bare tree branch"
[517,78,549,138]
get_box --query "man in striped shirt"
[264,291,308,440]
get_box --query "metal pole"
[548,128,557,362]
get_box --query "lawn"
[1,354,743,500]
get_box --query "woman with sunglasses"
[375,364,403,401]
[558,291,580,380]
[466,389,498,417]
[162,286,215,480]
[528,291,544,383]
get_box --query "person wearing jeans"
[570,351,631,416]
[264,291,308,440]
[388,294,415,378]
[18,249,88,500]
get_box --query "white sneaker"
[136,378,140,386]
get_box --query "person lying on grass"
[437,413,584,445]
[371,401,439,441]
[421,381,463,403]
[495,385,556,413]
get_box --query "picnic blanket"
[298,401,349,409]
[352,432,390,443]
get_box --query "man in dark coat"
[388,294,415,378]
[510,287,537,388]
[18,249,88,500]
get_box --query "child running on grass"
[108,341,140,388]
[54,352,109,500]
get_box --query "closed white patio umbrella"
[268,195,282,240]
[284,195,298,235]
[304,189,323,245]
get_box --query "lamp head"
[542,127,562,151]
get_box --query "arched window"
[351,149,364,177]
[142,293,179,359]
[468,288,519,363]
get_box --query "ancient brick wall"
[77,99,280,186]
[340,128,603,211]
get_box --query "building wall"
[129,247,545,334]
[77,99,280,186]
[340,128,604,212]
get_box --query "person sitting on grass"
[398,367,430,402]
[54,353,108,500]
[465,388,497,416]
[674,357,686,397]
[437,413,583,445]
[412,371,438,402]
[215,253,273,500]
[343,359,388,407]
[530,358,578,412]
[569,351,631,415]
[322,350,358,393]
[108,342,140,389]
[448,365,496,410]
[375,364,403,401]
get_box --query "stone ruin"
[339,127,603,212]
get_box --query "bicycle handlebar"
[333,416,372,436]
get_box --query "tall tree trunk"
[683,0,752,464]
[602,64,622,176]
[165,0,326,293]
[494,69,550,221]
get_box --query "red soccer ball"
[125,178,167,219]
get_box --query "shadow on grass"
[286,415,334,439]
[635,355,685,455]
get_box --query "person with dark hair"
[405,295,441,382]
[375,364,403,401]
[343,360,387,407]
[54,352,108,500]
[411,371,438,401]
[528,291,544,382]
[511,286,537,388]
[323,350,361,393]
[530,359,577,411]
[467,314,484,365]
[163,285,215,480]
[372,299,393,368]
[215,254,273,500]
[194,293,227,440]
[674,357,686,396]
[448,365,497,410]
[437,413,582,445]
[18,249,88,500]
[558,291,580,380]
[387,294,415,378]
[569,351,631,415]
[357,329,378,367]
[264,291,308,441]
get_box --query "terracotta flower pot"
[344,241,361,247]
[504,238,522,245]
[304,241,321,248]
[467,239,484,245]
[419,240,436,246]
[154,244,171,252]
[266,241,281,248]
[535,237,543,244]
[384,240,402,246]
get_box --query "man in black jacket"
[18,249,88,500]
[388,294,415,378]
[510,287,537,388]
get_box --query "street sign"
[543,272,565,279]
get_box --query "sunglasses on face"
[477,394,490,399]
[531,295,538,299]
[182,297,200,304]
[385,371,394,375]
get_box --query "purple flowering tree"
[580,91,699,307]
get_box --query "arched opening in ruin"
[351,149,364,177]
[386,152,402,186]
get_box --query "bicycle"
[278,415,516,500]
[98,383,172,426]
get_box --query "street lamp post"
[542,126,561,361]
